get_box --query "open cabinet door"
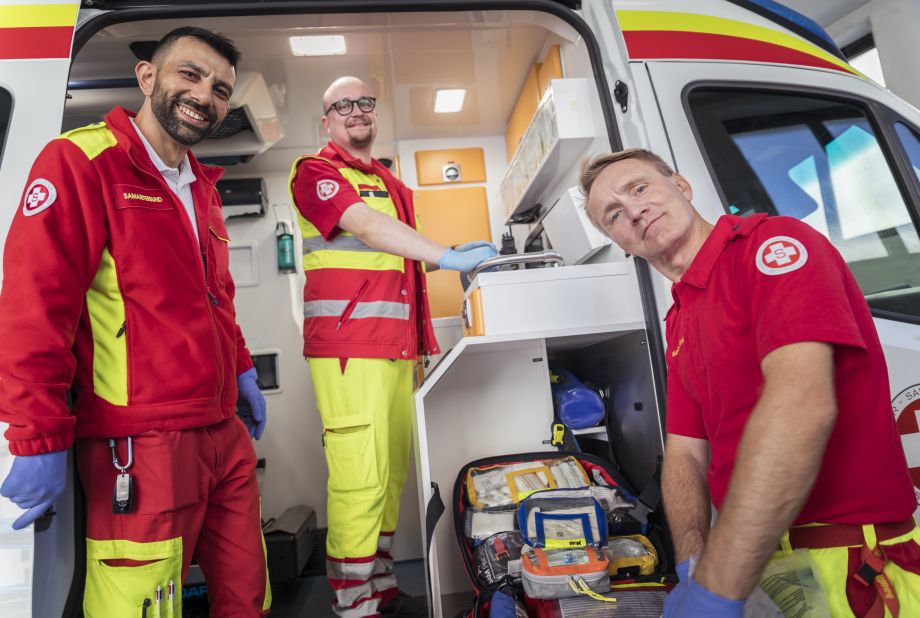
[647,58,920,523]
[0,2,82,616]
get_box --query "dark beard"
[151,82,216,146]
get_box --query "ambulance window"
[0,87,11,168]
[689,88,920,319]
[895,123,920,185]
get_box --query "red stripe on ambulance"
[0,26,75,60]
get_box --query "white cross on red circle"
[22,178,57,217]
[755,236,808,276]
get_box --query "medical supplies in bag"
[517,491,608,549]
[465,506,519,541]
[466,456,591,508]
[475,531,526,586]
[550,364,606,429]
[521,546,612,600]
[604,535,658,577]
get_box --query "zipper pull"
[208,291,219,306]
[142,598,151,617]
[116,321,126,338]
[335,321,343,331]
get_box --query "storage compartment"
[461,263,644,338]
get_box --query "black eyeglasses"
[324,96,377,116]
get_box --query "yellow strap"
[568,577,617,603]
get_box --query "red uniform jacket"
[0,106,253,456]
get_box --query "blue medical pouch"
[550,365,605,429]
[517,489,608,549]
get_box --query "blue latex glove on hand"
[453,240,495,252]
[664,559,744,618]
[438,243,498,273]
[237,367,267,440]
[0,450,67,530]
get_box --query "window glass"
[689,88,920,319]
[0,87,11,169]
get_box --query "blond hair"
[579,149,674,199]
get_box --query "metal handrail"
[467,250,564,280]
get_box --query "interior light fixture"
[434,89,466,113]
[289,35,347,56]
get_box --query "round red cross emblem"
[316,179,340,201]
[22,178,57,217]
[755,235,808,276]
[894,384,920,505]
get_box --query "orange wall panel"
[415,148,486,186]
[505,64,542,162]
[414,186,491,318]
[538,45,563,96]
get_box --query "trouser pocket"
[84,537,182,618]
[323,415,378,492]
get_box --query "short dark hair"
[151,27,241,70]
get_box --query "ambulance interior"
[56,7,669,612]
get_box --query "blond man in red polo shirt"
[581,148,918,618]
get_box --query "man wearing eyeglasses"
[288,76,496,618]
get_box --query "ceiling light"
[289,35,346,56]
[434,89,466,113]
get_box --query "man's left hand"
[663,572,744,618]
[237,367,267,440]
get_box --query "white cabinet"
[414,280,661,616]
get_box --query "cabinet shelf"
[501,78,597,223]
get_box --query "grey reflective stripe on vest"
[303,300,410,320]
[302,235,374,254]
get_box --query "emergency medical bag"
[465,456,591,508]
[449,451,668,617]
[520,546,611,600]
[517,491,608,549]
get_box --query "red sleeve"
[0,139,108,455]
[290,157,363,240]
[664,326,708,439]
[742,217,866,362]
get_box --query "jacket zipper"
[336,279,370,331]
[128,151,225,396]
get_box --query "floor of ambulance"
[271,559,428,617]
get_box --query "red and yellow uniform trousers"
[77,417,271,617]
[309,357,414,618]
[774,519,920,617]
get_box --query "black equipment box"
[264,504,318,583]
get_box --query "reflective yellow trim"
[63,122,117,161]
[260,499,273,611]
[302,247,405,272]
[85,536,182,617]
[0,4,79,28]
[86,248,127,406]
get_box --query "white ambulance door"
[0,1,82,616]
[647,59,920,520]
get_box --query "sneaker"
[379,590,428,617]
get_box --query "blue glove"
[664,560,744,618]
[0,450,67,530]
[438,243,498,272]
[237,367,267,440]
[453,240,495,252]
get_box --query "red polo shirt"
[665,214,915,525]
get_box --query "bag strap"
[630,456,662,526]
[425,481,445,593]
[568,577,617,602]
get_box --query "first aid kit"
[521,546,612,600]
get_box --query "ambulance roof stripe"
[62,123,117,160]
[617,11,855,75]
[0,3,78,28]
[624,30,856,77]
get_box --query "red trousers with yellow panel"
[76,417,271,617]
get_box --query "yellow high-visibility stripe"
[86,248,128,406]
[617,10,858,75]
[63,122,117,161]
[0,4,79,28]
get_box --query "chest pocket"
[113,185,174,211]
